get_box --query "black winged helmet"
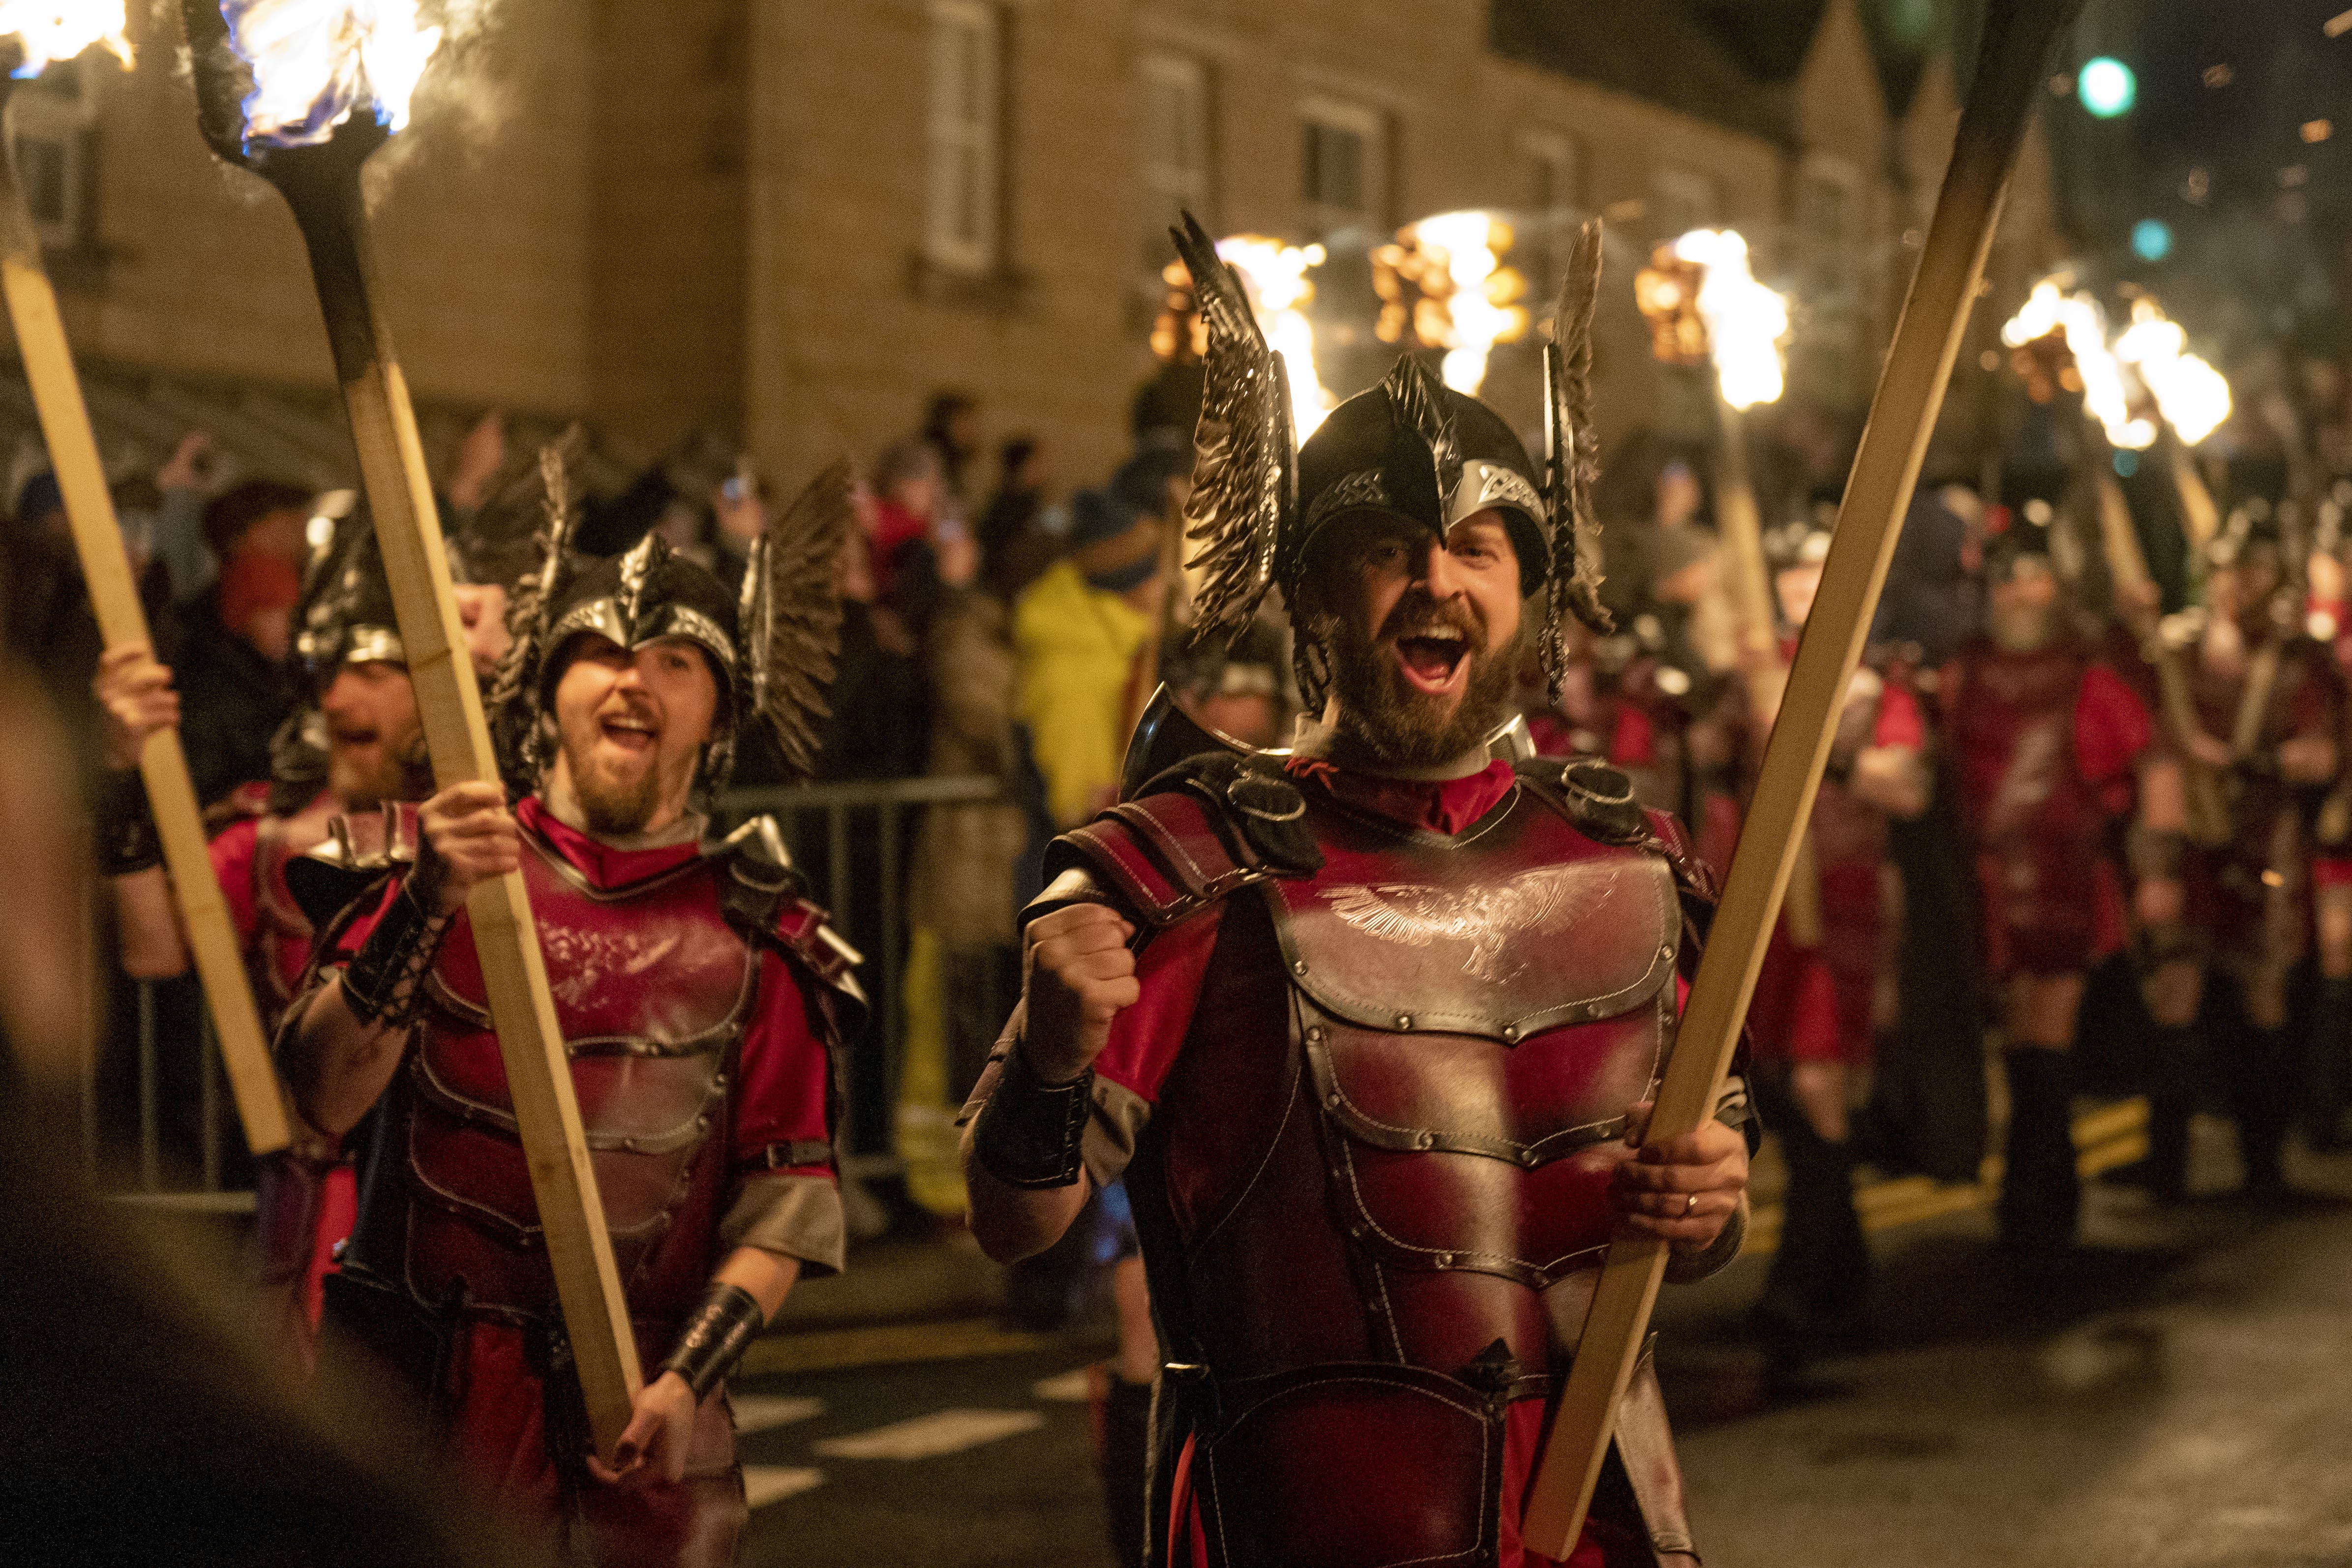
[487,441,855,790]
[1171,211,1610,709]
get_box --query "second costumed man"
[964,218,1755,1568]
[277,454,861,1567]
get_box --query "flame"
[1393,211,1528,395]
[1672,229,1788,410]
[0,1,130,73]
[1999,279,2228,449]
[1214,234,1333,438]
[221,0,444,148]
[2114,298,2232,447]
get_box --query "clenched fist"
[93,643,179,771]
[1021,903,1139,1083]
[410,781,521,916]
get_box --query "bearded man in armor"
[277,456,859,1567]
[963,218,1752,1568]
[2136,513,2344,1199]
[1941,524,2154,1256]
[1743,518,1927,1371]
[91,513,511,1367]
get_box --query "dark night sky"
[2050,0,2352,357]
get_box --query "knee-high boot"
[2306,976,2352,1151]
[2228,1024,2292,1197]
[1996,1047,2080,1256]
[2145,1025,2201,1203]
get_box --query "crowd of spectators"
[4,382,1242,1226]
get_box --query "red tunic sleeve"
[2074,663,2153,797]
[1091,904,1224,1109]
[731,950,838,1174]
[1872,681,1926,753]
[722,948,847,1275]
[208,817,262,952]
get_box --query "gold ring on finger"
[1682,1193,1697,1217]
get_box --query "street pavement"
[735,1125,2352,1568]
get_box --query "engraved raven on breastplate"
[1322,863,1610,985]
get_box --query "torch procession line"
[179,0,642,1457]
[1519,0,2088,1551]
[0,69,290,1158]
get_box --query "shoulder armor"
[709,815,867,1006]
[1516,755,1719,911]
[1515,755,1647,844]
[285,801,418,928]
[1034,753,1322,933]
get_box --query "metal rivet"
[1658,944,1675,961]
[1294,959,1309,974]
[1435,1251,1454,1267]
[1395,1014,1413,1030]
[1502,1024,1520,1043]
[1348,1224,1366,1239]
[1521,1148,1539,1166]
[1416,1131,1436,1149]
[1326,1092,1344,1108]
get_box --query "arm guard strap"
[971,1047,1093,1189]
[660,1282,766,1400]
[95,769,163,877]
[340,878,452,1029]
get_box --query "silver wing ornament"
[1541,219,1611,692]
[741,460,854,780]
[1171,209,1296,644]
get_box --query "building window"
[1140,54,1211,270]
[925,0,1003,273]
[1300,98,1387,239]
[1794,153,1867,400]
[8,58,95,252]
[1649,165,1719,241]
[1519,129,1585,285]
[1521,129,1583,218]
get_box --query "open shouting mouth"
[599,708,659,755]
[1391,626,1472,696]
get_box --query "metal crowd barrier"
[90,774,1002,1201]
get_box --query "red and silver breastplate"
[248,796,333,1019]
[1144,781,1682,1385]
[347,828,753,1328]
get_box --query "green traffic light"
[2080,57,2136,118]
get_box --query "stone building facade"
[2,0,2064,501]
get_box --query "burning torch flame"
[0,1,130,73]
[2114,298,2232,447]
[1397,211,1528,396]
[1214,234,1333,439]
[1673,229,1788,410]
[2000,278,2157,450]
[220,0,444,148]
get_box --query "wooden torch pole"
[1520,0,2085,1550]
[277,151,644,1457]
[176,0,641,1453]
[1711,397,1823,947]
[0,79,289,1157]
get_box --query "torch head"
[180,0,418,191]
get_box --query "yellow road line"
[742,1317,1054,1378]
[1743,1099,2151,1257]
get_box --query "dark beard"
[1321,596,1521,768]
[558,723,666,836]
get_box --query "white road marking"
[1031,1367,1094,1403]
[742,1466,825,1508]
[812,1408,1047,1462]
[732,1394,825,1434]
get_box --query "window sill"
[906,252,1032,315]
